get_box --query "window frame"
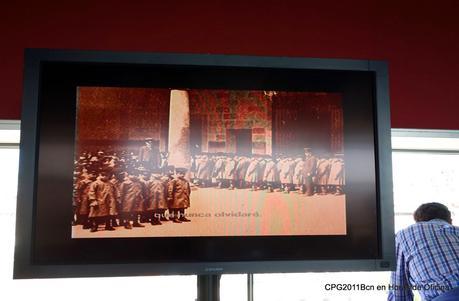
[0,120,20,148]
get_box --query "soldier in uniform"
[146,170,168,225]
[256,157,267,190]
[235,155,250,188]
[336,156,345,194]
[190,154,198,182]
[109,171,126,227]
[138,138,160,170]
[163,166,176,219]
[224,155,237,190]
[167,168,191,223]
[245,157,260,191]
[159,151,169,174]
[72,171,80,226]
[87,170,117,232]
[315,154,331,195]
[279,157,295,193]
[275,154,285,191]
[302,148,317,196]
[293,156,305,193]
[263,157,278,192]
[196,154,212,187]
[213,154,226,188]
[138,168,150,223]
[75,171,97,229]
[119,171,146,229]
[328,154,345,195]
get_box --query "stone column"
[168,90,191,169]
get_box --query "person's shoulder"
[395,226,409,237]
[396,220,456,239]
[395,223,422,242]
[427,219,459,231]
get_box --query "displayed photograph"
[72,87,346,238]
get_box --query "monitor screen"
[14,50,394,278]
[72,87,346,238]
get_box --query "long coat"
[119,178,145,213]
[167,177,191,209]
[302,156,317,178]
[190,157,197,177]
[315,158,331,185]
[245,160,259,183]
[235,158,250,180]
[197,158,212,180]
[139,145,160,168]
[146,179,168,211]
[224,159,237,180]
[263,160,278,182]
[139,178,149,206]
[257,160,267,182]
[279,160,295,184]
[110,178,122,213]
[213,158,226,180]
[76,178,92,215]
[293,160,305,185]
[88,179,117,218]
[328,159,345,185]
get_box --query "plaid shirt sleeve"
[388,231,413,301]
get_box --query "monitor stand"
[197,274,254,301]
[198,274,221,301]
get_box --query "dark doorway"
[227,129,252,155]
[190,115,203,155]
[235,129,252,156]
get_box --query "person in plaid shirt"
[388,202,459,301]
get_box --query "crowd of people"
[72,148,190,233]
[190,148,345,195]
[72,143,345,233]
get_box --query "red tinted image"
[72,87,345,238]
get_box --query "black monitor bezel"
[14,49,395,278]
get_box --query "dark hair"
[413,202,452,223]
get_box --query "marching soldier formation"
[73,146,344,233]
[191,148,345,195]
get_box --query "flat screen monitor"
[14,49,395,278]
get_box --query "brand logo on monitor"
[205,267,224,272]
